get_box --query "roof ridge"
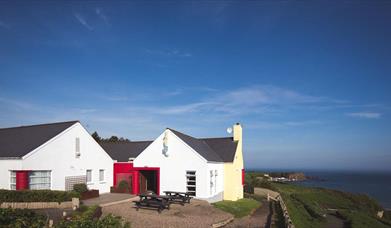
[201,137,233,140]
[99,140,152,144]
[0,120,79,131]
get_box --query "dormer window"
[75,137,80,158]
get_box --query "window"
[75,137,80,158]
[214,170,217,193]
[86,170,92,183]
[210,170,213,195]
[10,171,16,190]
[99,169,105,182]
[186,171,196,196]
[29,171,51,190]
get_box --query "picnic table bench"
[163,191,192,205]
[134,193,170,213]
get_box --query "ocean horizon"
[248,169,391,209]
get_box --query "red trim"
[16,171,29,190]
[113,163,160,195]
[242,169,245,185]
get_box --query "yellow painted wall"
[223,124,244,201]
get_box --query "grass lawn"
[213,198,261,218]
[271,182,391,228]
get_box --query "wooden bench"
[134,194,170,213]
[163,191,192,205]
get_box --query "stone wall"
[0,197,79,209]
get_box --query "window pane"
[29,171,51,190]
[86,170,92,182]
[186,171,196,196]
[99,170,104,182]
[10,171,16,190]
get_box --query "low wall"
[0,198,79,209]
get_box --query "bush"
[118,180,130,191]
[0,189,80,203]
[56,205,130,228]
[244,183,254,194]
[73,183,88,193]
[0,208,46,227]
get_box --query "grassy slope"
[213,198,261,218]
[272,183,391,228]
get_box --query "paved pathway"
[82,193,135,206]
[225,199,271,228]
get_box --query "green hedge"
[0,208,46,228]
[73,183,88,193]
[0,190,80,203]
[56,205,130,228]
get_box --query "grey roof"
[168,128,238,162]
[203,137,238,162]
[0,121,79,158]
[100,141,152,162]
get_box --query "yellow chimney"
[233,123,242,142]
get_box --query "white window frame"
[210,170,214,195]
[29,171,51,190]
[99,169,105,183]
[214,170,217,193]
[186,170,196,196]
[10,171,16,190]
[75,137,81,158]
[86,169,92,184]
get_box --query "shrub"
[73,183,88,193]
[0,189,80,203]
[244,183,254,194]
[0,208,46,228]
[118,180,130,191]
[56,205,130,228]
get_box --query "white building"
[0,121,113,193]
[102,127,243,203]
[0,121,244,203]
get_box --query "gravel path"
[102,199,233,228]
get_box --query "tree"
[108,136,119,142]
[91,132,131,143]
[91,131,102,142]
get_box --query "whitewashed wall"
[134,129,224,201]
[206,162,225,202]
[0,159,22,189]
[3,123,114,193]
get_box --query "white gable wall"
[21,123,113,193]
[134,129,224,201]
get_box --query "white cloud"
[74,13,93,31]
[347,112,382,119]
[158,85,334,116]
[95,8,109,25]
[145,48,192,58]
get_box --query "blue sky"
[1,1,390,171]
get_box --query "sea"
[254,170,391,209]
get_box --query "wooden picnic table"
[163,191,192,205]
[134,193,170,213]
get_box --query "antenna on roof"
[226,127,232,134]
